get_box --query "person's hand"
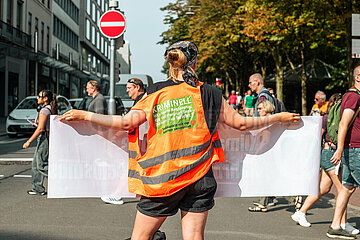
[330,149,342,166]
[60,110,89,122]
[23,141,30,149]
[278,112,301,123]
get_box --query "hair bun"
[167,51,180,64]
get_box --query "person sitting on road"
[60,41,300,240]
[23,90,58,196]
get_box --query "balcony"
[0,20,31,48]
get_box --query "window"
[53,16,79,50]
[92,3,96,22]
[28,12,32,35]
[41,22,44,51]
[86,19,90,40]
[97,31,100,49]
[17,1,23,30]
[86,0,91,14]
[7,0,13,25]
[47,26,50,53]
[91,25,95,45]
[101,37,104,53]
[35,17,38,31]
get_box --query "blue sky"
[118,0,170,82]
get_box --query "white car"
[6,95,72,137]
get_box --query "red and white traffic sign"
[99,10,126,38]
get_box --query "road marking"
[0,175,4,178]
[0,158,32,161]
[0,138,27,144]
[13,175,31,178]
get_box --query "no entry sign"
[99,10,126,38]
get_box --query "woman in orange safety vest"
[61,41,300,240]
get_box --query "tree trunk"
[300,44,307,116]
[271,46,284,102]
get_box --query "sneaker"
[27,189,46,195]
[342,223,360,235]
[101,197,124,205]
[326,226,356,239]
[291,211,311,227]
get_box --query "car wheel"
[7,133,17,138]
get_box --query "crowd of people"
[23,40,360,240]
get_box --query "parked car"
[115,74,153,111]
[69,98,83,109]
[6,95,72,137]
[76,96,126,115]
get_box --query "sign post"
[99,1,126,115]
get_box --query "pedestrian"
[248,73,275,116]
[310,90,328,116]
[101,78,147,206]
[229,90,237,110]
[60,41,300,240]
[87,80,107,115]
[248,74,301,212]
[326,65,360,239]
[23,90,58,195]
[126,78,145,104]
[291,93,359,233]
[244,90,254,117]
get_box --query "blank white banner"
[48,116,321,198]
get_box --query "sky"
[118,0,170,82]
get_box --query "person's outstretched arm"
[60,109,147,130]
[219,97,300,131]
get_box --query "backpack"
[258,90,287,113]
[327,88,360,145]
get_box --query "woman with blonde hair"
[61,41,300,240]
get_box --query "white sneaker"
[101,197,124,205]
[291,211,311,227]
[342,222,360,235]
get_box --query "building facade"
[0,0,130,117]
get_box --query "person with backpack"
[291,93,359,235]
[23,90,58,196]
[326,65,360,239]
[248,73,275,116]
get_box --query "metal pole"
[56,43,60,94]
[34,31,38,95]
[108,1,119,115]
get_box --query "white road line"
[0,175,4,178]
[13,175,31,178]
[0,138,27,144]
[0,158,32,161]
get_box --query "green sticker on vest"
[152,96,197,136]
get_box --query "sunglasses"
[127,79,139,85]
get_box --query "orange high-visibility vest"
[128,81,225,197]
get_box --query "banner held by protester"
[48,116,321,198]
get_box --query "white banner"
[48,116,322,198]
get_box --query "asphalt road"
[0,136,359,239]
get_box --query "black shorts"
[136,167,217,217]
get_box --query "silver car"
[6,95,72,137]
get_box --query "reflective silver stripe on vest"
[128,169,141,179]
[138,139,212,169]
[128,150,138,159]
[128,139,222,184]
